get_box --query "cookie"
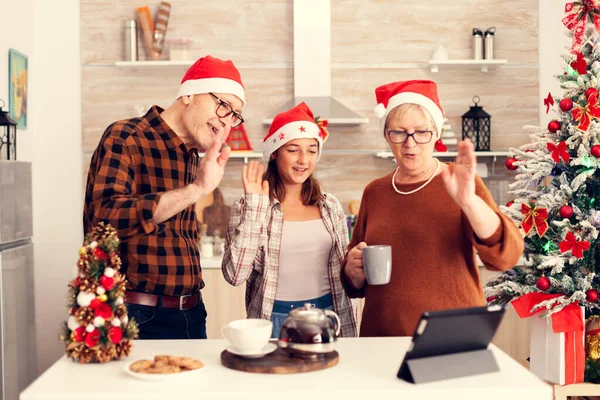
[130,359,153,372]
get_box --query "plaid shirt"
[222,193,358,337]
[83,106,203,296]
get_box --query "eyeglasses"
[209,93,244,128]
[386,130,434,144]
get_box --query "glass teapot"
[278,303,341,359]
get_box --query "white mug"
[221,318,272,352]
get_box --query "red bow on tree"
[521,203,549,237]
[562,0,600,53]
[315,117,329,143]
[560,231,591,258]
[547,141,570,163]
[544,92,554,114]
[571,52,588,75]
[572,92,600,131]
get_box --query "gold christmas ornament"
[95,345,118,363]
[586,316,600,361]
[115,339,133,359]
[98,294,108,302]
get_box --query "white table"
[21,337,552,400]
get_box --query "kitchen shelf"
[375,150,511,162]
[428,59,508,73]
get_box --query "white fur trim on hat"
[177,77,246,104]
[263,121,323,163]
[380,92,444,136]
[374,103,386,119]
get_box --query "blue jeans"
[126,300,208,340]
[270,293,333,338]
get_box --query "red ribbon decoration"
[544,92,554,114]
[571,52,588,75]
[315,117,329,143]
[512,293,584,385]
[547,141,570,163]
[572,92,600,131]
[559,231,591,258]
[521,203,549,237]
[562,0,600,53]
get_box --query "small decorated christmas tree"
[60,222,138,363]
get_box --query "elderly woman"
[222,102,357,339]
[341,80,523,337]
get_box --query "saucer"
[226,342,278,358]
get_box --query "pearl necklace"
[392,158,441,195]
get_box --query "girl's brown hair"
[263,154,323,205]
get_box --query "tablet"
[397,304,506,382]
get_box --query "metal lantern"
[0,100,17,160]
[461,96,491,151]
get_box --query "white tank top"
[275,219,333,301]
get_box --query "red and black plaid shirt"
[84,106,203,296]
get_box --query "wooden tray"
[220,347,339,374]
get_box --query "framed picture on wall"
[8,49,28,129]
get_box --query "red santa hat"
[177,55,245,104]
[263,102,327,163]
[374,80,444,135]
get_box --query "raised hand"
[242,160,269,196]
[441,139,477,208]
[194,140,231,196]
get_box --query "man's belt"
[125,291,201,311]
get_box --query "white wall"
[1,0,83,375]
[31,0,83,374]
[539,1,572,126]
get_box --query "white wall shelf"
[428,59,508,73]
[375,150,511,161]
[115,60,193,68]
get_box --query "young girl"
[222,102,357,338]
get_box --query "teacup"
[221,318,272,352]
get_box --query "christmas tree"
[484,2,600,382]
[60,222,138,363]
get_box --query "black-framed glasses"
[386,130,434,144]
[209,93,244,128]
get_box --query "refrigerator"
[0,161,36,400]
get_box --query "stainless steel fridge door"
[0,241,36,400]
[0,162,33,245]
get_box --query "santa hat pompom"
[374,103,387,119]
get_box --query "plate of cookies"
[125,354,206,381]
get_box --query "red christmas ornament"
[505,157,518,171]
[95,303,113,319]
[99,275,115,291]
[536,276,551,291]
[548,120,561,133]
[89,298,102,310]
[486,295,497,303]
[559,205,574,219]
[93,247,108,262]
[73,326,86,342]
[587,289,599,303]
[586,88,599,99]
[84,328,101,347]
[592,145,600,158]
[108,326,123,344]
[559,98,574,112]
[434,139,447,152]
[506,201,514,207]
[71,307,78,315]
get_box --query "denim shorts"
[270,293,333,338]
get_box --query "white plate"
[124,358,207,381]
[226,342,278,358]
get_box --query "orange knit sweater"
[341,163,524,337]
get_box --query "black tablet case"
[397,305,506,384]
